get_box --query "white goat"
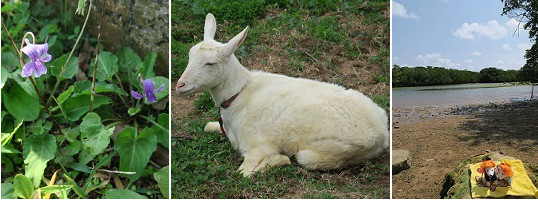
[176,13,389,177]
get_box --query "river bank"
[392,100,537,125]
[392,100,538,198]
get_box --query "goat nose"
[176,81,186,90]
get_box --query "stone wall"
[66,0,169,76]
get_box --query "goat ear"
[204,13,217,41]
[222,26,249,56]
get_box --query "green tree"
[502,0,538,98]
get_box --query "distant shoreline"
[393,82,534,90]
[393,99,537,125]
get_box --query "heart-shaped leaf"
[62,94,112,121]
[89,51,118,81]
[117,47,142,73]
[115,127,157,182]
[2,82,40,121]
[23,134,56,187]
[79,113,114,164]
[153,166,169,198]
[13,174,34,199]
[50,54,79,80]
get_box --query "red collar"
[217,91,242,137]
[220,92,240,108]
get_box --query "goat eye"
[205,62,215,66]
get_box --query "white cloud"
[470,51,482,56]
[392,1,419,19]
[463,59,473,64]
[495,59,505,65]
[415,53,459,67]
[505,19,521,31]
[502,44,512,51]
[517,43,532,50]
[453,20,507,40]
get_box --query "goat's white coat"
[177,13,389,177]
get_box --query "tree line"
[392,65,522,87]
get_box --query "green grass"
[172,120,389,198]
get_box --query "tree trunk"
[531,83,534,100]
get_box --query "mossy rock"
[440,152,537,199]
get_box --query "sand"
[392,101,538,199]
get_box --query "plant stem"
[51,95,69,122]
[29,76,64,135]
[47,0,93,105]
[89,0,106,112]
[1,20,20,57]
[104,120,126,129]
[114,72,130,109]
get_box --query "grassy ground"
[170,0,390,198]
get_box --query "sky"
[392,0,533,71]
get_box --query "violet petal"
[156,84,164,92]
[131,91,144,99]
[33,61,47,78]
[146,92,157,103]
[21,62,35,77]
[143,79,155,94]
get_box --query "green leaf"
[57,86,74,104]
[1,52,19,70]
[13,174,34,199]
[128,108,141,116]
[23,134,56,187]
[62,174,85,198]
[50,54,79,80]
[150,76,169,102]
[89,51,118,81]
[1,145,21,154]
[2,82,40,121]
[73,81,125,96]
[153,166,169,198]
[104,189,147,199]
[79,113,113,164]
[62,94,112,121]
[152,113,169,149]
[69,162,90,173]
[117,47,142,73]
[65,140,82,156]
[139,52,157,79]
[1,183,16,199]
[1,155,14,173]
[13,76,39,98]
[39,185,72,194]
[1,66,9,89]
[115,127,157,182]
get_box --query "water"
[393,83,534,108]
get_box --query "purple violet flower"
[20,38,51,78]
[131,79,164,103]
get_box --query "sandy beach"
[392,101,538,199]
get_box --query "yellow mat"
[469,159,538,198]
